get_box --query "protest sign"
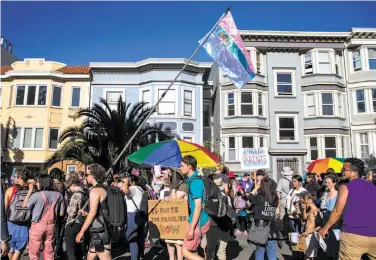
[148,199,188,240]
[240,147,270,170]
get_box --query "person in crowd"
[319,158,376,259]
[206,174,232,260]
[120,175,148,260]
[304,173,320,200]
[276,167,294,220]
[247,176,279,260]
[215,163,229,195]
[165,171,189,260]
[367,169,376,185]
[181,155,211,260]
[285,175,307,233]
[227,171,236,197]
[300,193,322,260]
[5,169,32,260]
[234,190,248,236]
[75,164,111,260]
[159,177,171,200]
[1,185,10,258]
[320,175,338,224]
[65,177,86,260]
[241,173,254,195]
[22,174,65,260]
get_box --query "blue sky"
[2,1,376,65]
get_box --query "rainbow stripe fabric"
[200,11,255,89]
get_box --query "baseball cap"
[256,169,266,176]
[243,173,250,177]
[228,171,235,178]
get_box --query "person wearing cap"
[276,167,294,220]
[240,173,254,194]
[206,174,232,260]
[215,163,229,195]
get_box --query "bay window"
[106,91,123,111]
[317,51,331,74]
[304,53,313,74]
[242,136,254,148]
[324,137,337,158]
[228,136,236,161]
[184,90,192,116]
[52,86,62,107]
[322,93,334,116]
[71,87,81,107]
[240,92,253,115]
[258,92,263,116]
[227,93,235,116]
[353,49,362,71]
[309,137,318,161]
[259,136,264,147]
[11,127,44,149]
[158,89,175,115]
[356,89,366,113]
[373,89,376,112]
[306,94,316,117]
[49,128,59,149]
[368,48,376,70]
[360,133,369,159]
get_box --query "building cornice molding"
[0,71,90,82]
[92,79,205,86]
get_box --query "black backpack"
[188,176,227,219]
[101,186,126,243]
[8,188,32,224]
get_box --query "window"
[356,90,366,113]
[34,128,43,149]
[158,89,175,115]
[183,136,193,143]
[306,94,316,117]
[182,122,194,131]
[278,116,296,141]
[324,137,337,158]
[12,127,21,148]
[373,89,376,112]
[142,90,151,106]
[67,165,77,174]
[184,90,192,116]
[227,93,235,116]
[71,87,81,107]
[341,136,345,158]
[258,93,263,116]
[203,102,210,127]
[360,133,369,158]
[241,92,253,115]
[309,137,318,161]
[322,93,334,116]
[256,51,262,74]
[106,91,123,110]
[276,72,293,96]
[8,85,13,107]
[49,128,59,149]
[353,49,362,71]
[368,48,376,70]
[11,127,43,149]
[228,137,236,161]
[52,86,62,107]
[23,128,33,148]
[242,136,254,148]
[304,53,313,74]
[16,86,25,105]
[15,85,47,106]
[335,54,340,75]
[318,52,331,74]
[259,136,264,147]
[38,86,47,105]
[338,93,343,117]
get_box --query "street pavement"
[19,234,293,260]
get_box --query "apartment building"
[211,29,376,179]
[90,59,212,145]
[0,59,91,174]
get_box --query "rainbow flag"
[199,11,255,89]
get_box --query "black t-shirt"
[247,194,277,221]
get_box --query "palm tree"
[47,97,169,172]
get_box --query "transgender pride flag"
[199,11,255,89]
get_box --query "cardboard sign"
[148,199,188,240]
[240,147,270,170]
[290,234,307,253]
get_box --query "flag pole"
[105,6,231,177]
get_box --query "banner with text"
[240,147,270,170]
[148,199,188,240]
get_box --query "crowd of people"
[1,156,376,260]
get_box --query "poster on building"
[240,147,270,170]
[148,199,188,240]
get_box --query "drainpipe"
[343,48,354,158]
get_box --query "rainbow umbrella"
[307,158,344,174]
[128,140,220,168]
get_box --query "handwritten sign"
[240,147,270,170]
[148,199,188,240]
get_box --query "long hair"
[38,174,54,191]
[258,176,279,206]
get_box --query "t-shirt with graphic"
[241,179,254,193]
[247,193,277,221]
[186,172,210,227]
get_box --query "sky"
[2,1,376,65]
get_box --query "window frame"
[48,128,60,150]
[240,91,253,116]
[355,89,367,114]
[276,114,298,143]
[203,101,211,127]
[368,47,376,71]
[11,127,44,150]
[309,136,319,161]
[104,89,125,111]
[257,92,264,117]
[227,92,235,117]
[317,51,332,74]
[183,90,193,117]
[227,136,236,161]
[372,89,376,113]
[141,89,151,107]
[304,52,313,75]
[352,49,362,72]
[321,92,334,116]
[157,89,176,116]
[241,136,254,149]
[256,50,263,74]
[66,164,77,174]
[324,136,337,158]
[306,93,316,117]
[274,70,296,97]
[51,85,63,108]
[359,133,369,159]
[70,86,81,108]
